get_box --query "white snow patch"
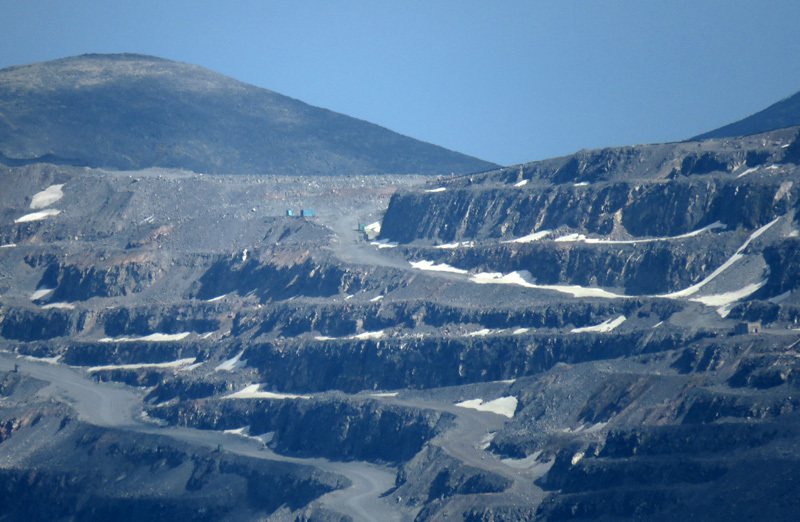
[41,302,75,310]
[364,221,382,233]
[200,332,214,339]
[514,179,529,187]
[410,260,468,275]
[502,230,552,244]
[768,165,779,170]
[30,184,64,209]
[571,452,585,465]
[513,327,530,335]
[435,241,475,249]
[470,270,625,299]
[571,316,626,333]
[769,291,792,305]
[554,222,725,245]
[455,396,518,418]
[314,335,336,341]
[30,288,55,300]
[662,218,779,298]
[98,332,191,343]
[15,209,60,223]
[180,362,204,372]
[690,280,767,318]
[370,240,398,249]
[424,187,446,193]
[0,244,16,248]
[206,294,226,302]
[775,181,793,201]
[554,233,587,242]
[224,384,310,400]
[349,330,385,340]
[371,392,399,398]
[87,357,196,372]
[574,181,590,187]
[370,295,384,302]
[737,167,759,178]
[653,321,663,328]
[18,354,62,365]
[215,351,245,371]
[467,328,493,337]
[241,249,248,262]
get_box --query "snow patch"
[18,354,62,365]
[690,280,767,317]
[513,327,530,335]
[215,351,245,371]
[206,294,226,302]
[571,452,585,465]
[370,239,397,248]
[424,187,446,193]
[371,392,399,397]
[98,332,191,342]
[30,184,64,209]
[224,384,310,400]
[436,241,475,249]
[470,270,625,299]
[554,222,725,245]
[41,302,75,310]
[349,330,385,340]
[737,167,758,178]
[574,181,590,187]
[571,316,626,333]
[87,357,196,372]
[0,244,16,248]
[30,288,55,300]
[502,230,552,244]
[370,295,384,302]
[513,179,529,187]
[15,209,60,223]
[410,260,468,274]
[774,181,793,201]
[467,328,493,337]
[768,291,792,305]
[455,396,517,418]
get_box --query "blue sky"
[2,1,800,166]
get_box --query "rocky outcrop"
[381,178,791,244]
[395,445,512,504]
[149,395,454,464]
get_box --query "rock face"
[0,54,497,176]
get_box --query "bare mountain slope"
[692,88,800,141]
[0,54,497,176]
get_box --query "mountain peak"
[691,89,800,141]
[0,54,497,176]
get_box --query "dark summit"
[0,54,496,176]
[692,88,800,141]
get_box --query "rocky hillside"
[0,54,496,176]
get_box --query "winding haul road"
[0,352,404,522]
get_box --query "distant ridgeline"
[0,54,497,176]
[692,89,800,141]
